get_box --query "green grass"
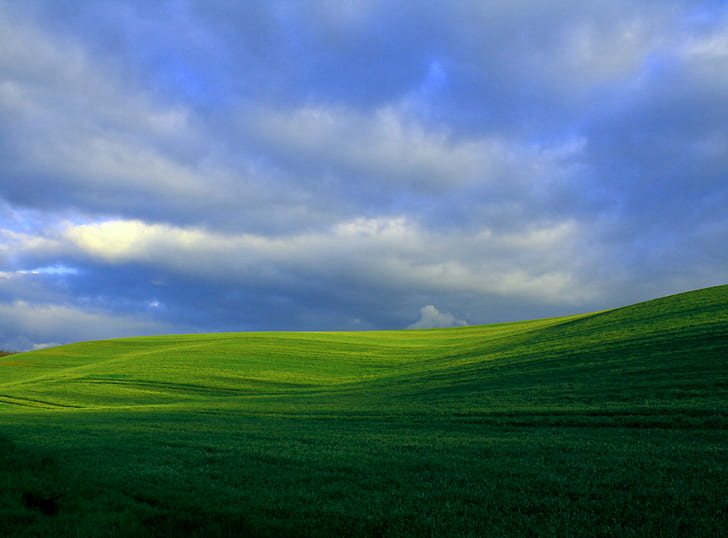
[1,285,727,536]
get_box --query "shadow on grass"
[0,435,264,537]
[0,436,65,530]
[139,511,260,538]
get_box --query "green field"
[1,285,727,537]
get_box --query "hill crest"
[1,284,726,413]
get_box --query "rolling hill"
[1,285,727,537]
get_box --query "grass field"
[1,285,727,537]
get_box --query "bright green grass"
[1,285,727,536]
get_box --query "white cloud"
[557,17,662,84]
[0,229,61,263]
[408,305,467,330]
[682,21,728,59]
[0,13,191,138]
[2,0,724,347]
[242,101,590,236]
[248,104,505,192]
[677,18,728,88]
[0,10,232,211]
[31,342,61,351]
[0,300,173,351]
[58,216,593,304]
[457,1,671,92]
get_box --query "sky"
[1,0,727,351]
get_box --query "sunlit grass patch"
[1,285,726,536]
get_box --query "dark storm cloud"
[1,0,726,350]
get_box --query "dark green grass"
[1,285,727,536]
[2,411,726,538]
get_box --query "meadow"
[1,285,727,537]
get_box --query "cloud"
[247,104,486,192]
[57,216,590,303]
[0,8,203,205]
[0,300,174,352]
[0,211,597,349]
[241,101,593,236]
[408,305,467,330]
[0,1,726,350]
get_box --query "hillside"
[1,285,727,537]
[1,284,726,416]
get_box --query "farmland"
[1,285,727,537]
